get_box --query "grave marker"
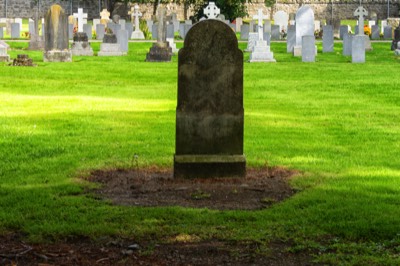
[175,19,246,178]
[322,25,334,52]
[294,5,314,56]
[273,11,288,33]
[73,8,88,33]
[203,2,220,19]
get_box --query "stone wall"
[0,0,399,22]
[0,0,100,19]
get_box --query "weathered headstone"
[271,25,280,40]
[71,32,94,56]
[352,35,365,63]
[0,27,3,39]
[203,2,220,19]
[0,40,10,62]
[11,23,20,38]
[246,32,258,52]
[235,17,243,32]
[28,17,44,50]
[174,19,246,178]
[263,20,271,33]
[98,31,123,56]
[273,11,288,33]
[286,25,296,53]
[107,22,121,35]
[96,24,105,40]
[68,24,74,39]
[166,23,174,39]
[83,24,92,39]
[339,25,350,39]
[240,24,249,40]
[129,4,145,39]
[322,25,334,53]
[371,25,380,39]
[302,35,316,62]
[391,26,400,50]
[152,23,158,39]
[146,7,172,62]
[73,8,88,33]
[117,29,129,53]
[294,5,314,56]
[43,4,72,62]
[342,32,353,56]
[384,26,393,39]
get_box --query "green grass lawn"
[1,40,400,264]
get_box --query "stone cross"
[253,9,268,40]
[100,9,110,21]
[157,7,167,43]
[203,2,220,19]
[73,8,87,33]
[128,4,142,31]
[354,6,368,36]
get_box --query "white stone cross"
[128,4,142,31]
[253,9,268,40]
[354,6,368,36]
[73,8,87,33]
[100,9,110,21]
[204,2,220,19]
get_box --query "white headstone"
[273,11,288,33]
[14,18,23,31]
[253,9,268,40]
[235,17,243,32]
[204,2,220,19]
[73,8,88,33]
[295,5,315,48]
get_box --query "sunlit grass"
[1,40,400,263]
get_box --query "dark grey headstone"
[286,25,296,53]
[384,26,392,39]
[343,33,353,56]
[11,23,20,38]
[83,24,92,39]
[271,25,280,40]
[96,24,105,40]
[302,35,315,62]
[339,25,349,39]
[117,29,128,53]
[43,4,71,62]
[103,33,117,43]
[167,24,174,39]
[152,23,158,39]
[263,32,271,45]
[68,24,74,39]
[322,25,334,53]
[240,24,249,40]
[175,20,245,178]
[352,35,365,63]
[29,21,35,35]
[371,25,380,40]
[125,22,133,38]
[263,20,271,33]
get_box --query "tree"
[190,0,248,22]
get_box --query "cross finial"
[204,2,220,19]
[100,9,110,21]
[73,8,88,32]
[253,9,268,40]
[354,6,368,36]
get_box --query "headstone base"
[43,50,72,62]
[146,42,172,62]
[293,45,302,56]
[131,30,145,39]
[98,43,124,56]
[71,41,94,56]
[249,40,276,62]
[174,155,246,179]
[0,55,10,62]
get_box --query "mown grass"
[1,40,400,264]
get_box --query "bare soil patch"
[88,166,299,210]
[1,167,322,266]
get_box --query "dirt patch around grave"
[1,167,324,266]
[87,166,299,210]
